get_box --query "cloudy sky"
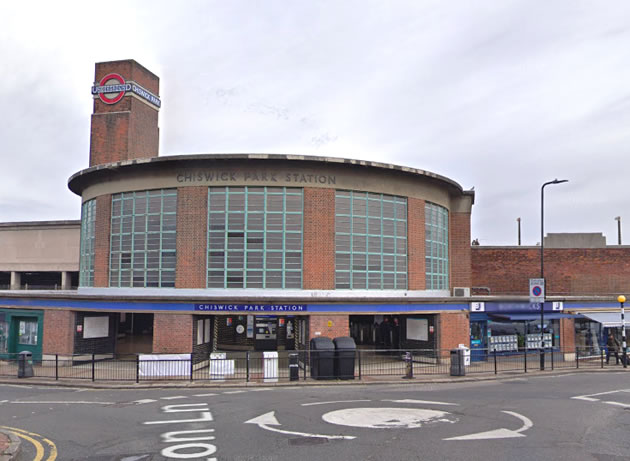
[1,1,629,245]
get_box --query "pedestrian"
[606,331,621,365]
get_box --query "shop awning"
[489,313,577,321]
[578,312,627,327]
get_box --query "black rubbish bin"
[450,349,465,377]
[333,336,356,380]
[310,337,335,380]
[18,351,34,378]
[289,352,299,381]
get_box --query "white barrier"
[210,352,234,378]
[139,354,191,377]
[263,351,278,382]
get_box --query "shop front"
[469,302,573,362]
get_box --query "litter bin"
[18,351,34,378]
[289,352,299,381]
[333,336,356,380]
[450,349,465,377]
[310,337,335,380]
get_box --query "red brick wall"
[309,315,350,340]
[153,314,193,353]
[408,198,426,290]
[450,212,472,289]
[42,310,75,355]
[89,60,159,167]
[93,194,112,287]
[472,247,630,295]
[438,312,469,353]
[176,187,208,288]
[303,188,335,289]
[560,318,575,350]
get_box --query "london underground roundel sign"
[91,73,131,104]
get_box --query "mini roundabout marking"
[245,399,533,442]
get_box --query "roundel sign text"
[91,73,131,105]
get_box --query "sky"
[1,0,629,246]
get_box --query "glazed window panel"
[207,187,303,288]
[335,191,407,289]
[79,199,96,287]
[425,202,449,290]
[109,189,177,288]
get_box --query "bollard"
[403,351,413,379]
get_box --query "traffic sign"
[529,278,545,303]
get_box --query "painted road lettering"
[144,403,217,460]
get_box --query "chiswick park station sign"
[91,73,161,108]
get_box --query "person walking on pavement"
[606,331,621,365]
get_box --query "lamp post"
[615,216,622,245]
[517,217,521,246]
[619,295,627,368]
[540,179,568,370]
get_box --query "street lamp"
[540,178,568,370]
[615,216,622,245]
[619,295,627,368]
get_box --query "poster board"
[83,316,109,339]
[407,318,428,341]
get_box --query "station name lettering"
[177,170,336,185]
[195,304,307,312]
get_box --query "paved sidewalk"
[0,430,20,461]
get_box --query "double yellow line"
[0,426,57,461]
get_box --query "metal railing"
[0,347,617,383]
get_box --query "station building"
[0,59,476,360]
[0,59,626,363]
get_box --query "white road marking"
[245,411,355,440]
[604,401,630,408]
[193,393,218,397]
[443,411,532,441]
[301,400,371,406]
[571,389,630,402]
[11,400,115,405]
[223,390,246,394]
[382,399,459,406]
[134,399,158,405]
[161,396,187,400]
[249,388,274,391]
[322,407,456,429]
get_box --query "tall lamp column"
[540,179,568,371]
[619,295,627,368]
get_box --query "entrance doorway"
[115,313,153,355]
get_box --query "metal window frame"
[424,202,449,289]
[79,199,96,287]
[207,187,303,289]
[335,191,408,290]
[109,189,177,288]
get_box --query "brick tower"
[89,59,160,166]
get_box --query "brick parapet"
[472,247,630,296]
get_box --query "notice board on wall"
[407,318,428,341]
[83,316,109,339]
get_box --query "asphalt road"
[1,371,630,460]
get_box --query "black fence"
[0,347,619,383]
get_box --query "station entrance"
[115,313,154,355]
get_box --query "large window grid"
[425,202,449,289]
[109,189,177,288]
[335,191,408,289]
[207,187,303,289]
[79,199,96,287]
